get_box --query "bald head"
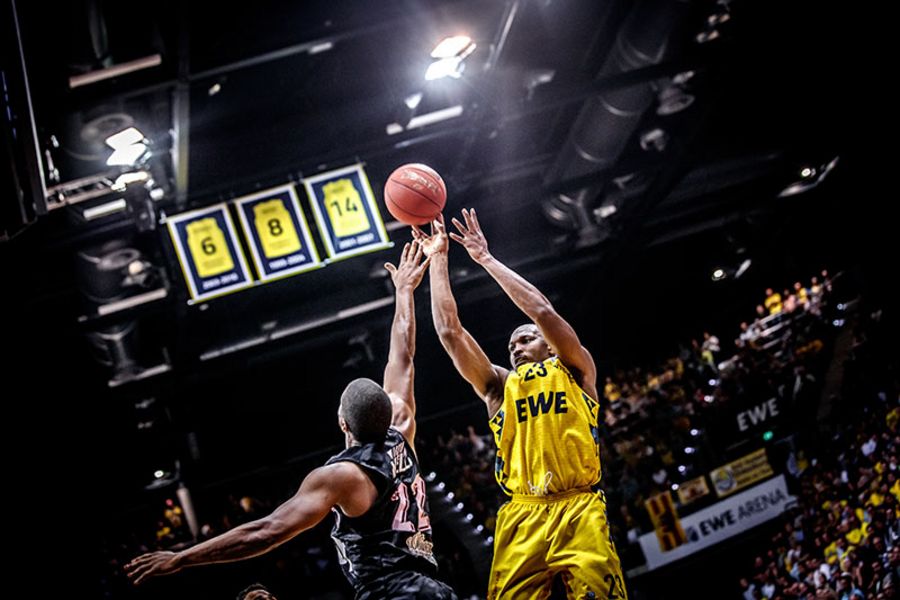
[511,323,540,338]
[339,378,392,443]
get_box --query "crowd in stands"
[742,270,833,351]
[602,274,838,563]
[739,302,899,600]
[419,426,503,534]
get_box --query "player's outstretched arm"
[125,463,366,585]
[413,216,507,415]
[449,208,597,397]
[383,241,430,445]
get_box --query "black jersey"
[326,428,438,590]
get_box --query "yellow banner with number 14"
[323,178,370,237]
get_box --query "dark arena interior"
[3,1,896,599]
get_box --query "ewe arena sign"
[638,475,795,570]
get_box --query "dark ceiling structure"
[3,0,881,506]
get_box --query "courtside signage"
[639,475,794,569]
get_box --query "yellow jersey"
[765,293,783,315]
[488,357,602,496]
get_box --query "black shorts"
[357,570,458,600]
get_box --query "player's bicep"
[265,467,342,542]
[442,327,504,399]
[385,349,416,444]
[535,310,596,386]
[390,393,416,445]
[383,347,414,402]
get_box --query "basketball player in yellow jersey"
[413,209,627,600]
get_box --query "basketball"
[383,163,447,225]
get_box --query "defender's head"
[237,583,277,600]
[338,378,392,444]
[508,324,553,368]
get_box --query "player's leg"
[547,493,628,600]
[358,571,458,600]
[374,571,459,600]
[488,501,554,600]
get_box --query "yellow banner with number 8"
[253,199,302,258]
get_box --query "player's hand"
[124,550,182,585]
[450,208,491,264]
[411,214,449,257]
[385,241,430,291]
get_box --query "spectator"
[766,288,784,315]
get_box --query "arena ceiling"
[2,0,879,497]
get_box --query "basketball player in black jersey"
[125,241,457,600]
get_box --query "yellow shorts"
[488,488,627,600]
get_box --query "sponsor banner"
[710,448,774,498]
[639,475,794,570]
[734,396,785,434]
[644,491,687,551]
[677,476,711,505]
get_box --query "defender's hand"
[385,241,430,291]
[125,551,182,585]
[411,214,449,258]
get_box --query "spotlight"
[426,36,476,80]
